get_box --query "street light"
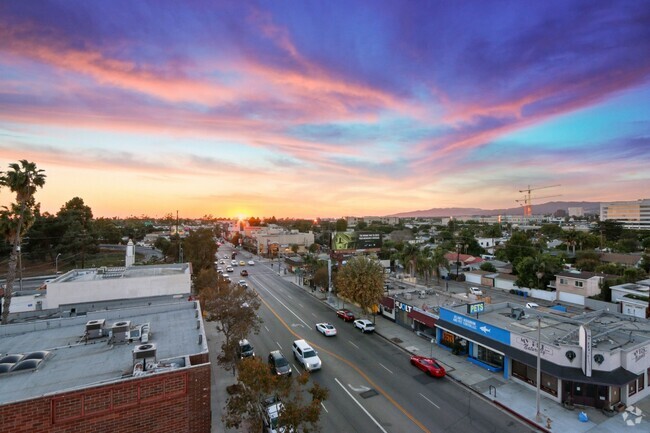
[56,253,62,273]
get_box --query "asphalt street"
[211,245,536,433]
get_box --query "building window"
[560,278,566,285]
[476,345,504,369]
[511,360,557,396]
[575,281,584,288]
[629,379,637,397]
[639,374,645,392]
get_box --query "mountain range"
[389,201,600,218]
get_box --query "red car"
[410,355,446,378]
[336,309,355,322]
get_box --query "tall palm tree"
[401,242,420,277]
[0,160,46,324]
[431,246,450,283]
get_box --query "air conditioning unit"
[133,343,157,360]
[86,319,106,339]
[111,320,131,343]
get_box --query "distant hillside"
[389,201,600,218]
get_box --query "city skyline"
[1,1,649,219]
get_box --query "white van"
[292,339,321,371]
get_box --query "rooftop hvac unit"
[111,320,131,343]
[85,319,106,339]
[133,343,157,360]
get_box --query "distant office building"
[0,299,211,433]
[568,207,584,217]
[600,199,650,230]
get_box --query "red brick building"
[0,300,211,433]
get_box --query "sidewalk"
[279,271,650,433]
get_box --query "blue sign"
[439,308,511,345]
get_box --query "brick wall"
[0,365,211,433]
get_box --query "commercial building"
[0,299,211,433]
[435,302,648,409]
[600,199,650,230]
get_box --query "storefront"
[409,308,437,339]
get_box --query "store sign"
[467,302,485,315]
[579,325,592,377]
[439,308,510,345]
[512,334,554,357]
[395,301,412,313]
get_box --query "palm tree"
[431,246,450,283]
[565,229,578,255]
[401,243,420,277]
[0,160,46,324]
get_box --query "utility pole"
[536,315,542,422]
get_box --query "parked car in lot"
[336,309,355,322]
[315,322,337,337]
[353,319,375,333]
[526,302,539,309]
[268,351,292,376]
[410,355,446,377]
[292,339,322,371]
[469,287,483,296]
[240,269,249,276]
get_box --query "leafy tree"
[22,210,59,262]
[194,268,219,293]
[591,220,624,243]
[641,254,650,273]
[184,228,218,271]
[575,251,601,272]
[596,263,624,276]
[539,224,564,239]
[200,283,262,373]
[335,218,347,232]
[291,244,299,254]
[482,224,503,238]
[501,231,538,270]
[356,221,368,230]
[312,266,329,290]
[480,262,497,272]
[616,237,639,253]
[515,254,561,290]
[57,197,98,268]
[308,243,319,253]
[335,256,384,316]
[94,217,122,244]
[0,160,46,324]
[223,357,328,432]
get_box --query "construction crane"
[516,184,561,216]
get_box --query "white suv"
[292,339,321,371]
[469,287,483,296]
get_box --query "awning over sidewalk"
[409,309,436,328]
[439,320,638,386]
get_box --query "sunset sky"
[1,1,649,219]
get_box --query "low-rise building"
[555,270,609,305]
[0,299,211,433]
[610,279,650,319]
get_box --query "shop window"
[541,372,558,397]
[629,380,637,397]
[639,374,645,392]
[477,345,504,368]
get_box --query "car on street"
[231,260,237,266]
[238,339,254,358]
[410,355,446,377]
[248,260,255,266]
[240,269,249,276]
[469,286,483,296]
[526,302,540,309]
[315,322,337,337]
[353,319,375,333]
[219,260,225,264]
[239,260,246,266]
[336,309,355,322]
[261,395,284,433]
[292,339,322,371]
[226,266,234,272]
[268,351,292,376]
[238,280,248,288]
[222,274,231,283]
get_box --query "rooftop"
[55,263,190,283]
[0,299,207,405]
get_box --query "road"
[212,245,536,433]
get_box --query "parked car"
[336,309,355,322]
[268,351,292,376]
[526,302,540,309]
[261,395,284,433]
[353,319,375,333]
[240,269,249,276]
[315,322,337,337]
[238,339,254,358]
[292,339,322,371]
[469,287,483,296]
[410,355,446,377]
